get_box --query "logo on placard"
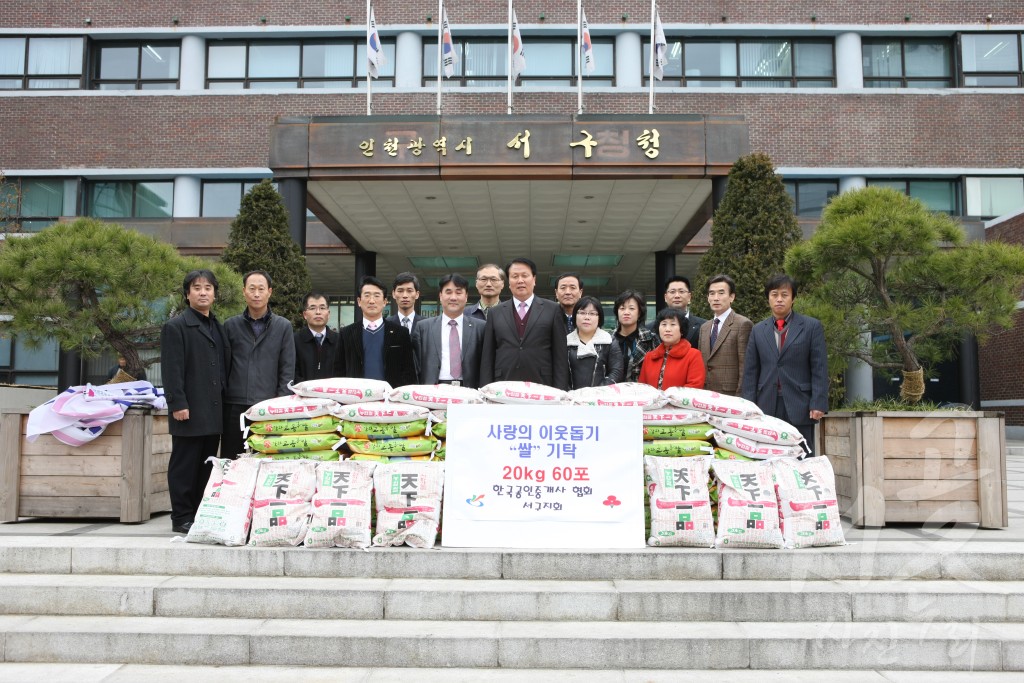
[466,494,485,507]
[602,495,621,508]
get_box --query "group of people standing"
[159,259,828,534]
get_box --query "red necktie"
[777,318,787,350]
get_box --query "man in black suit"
[555,272,583,333]
[293,291,341,383]
[385,271,421,335]
[338,276,417,387]
[742,274,829,455]
[652,275,705,348]
[411,273,485,388]
[480,257,569,390]
[161,269,231,534]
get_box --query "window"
[0,36,84,89]
[0,334,59,387]
[960,33,1022,86]
[863,39,953,88]
[206,39,395,88]
[201,180,274,217]
[0,178,69,232]
[783,180,839,216]
[423,37,614,86]
[965,177,1024,218]
[90,41,180,90]
[867,179,960,214]
[643,38,834,87]
[86,181,173,218]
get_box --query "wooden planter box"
[819,411,1007,528]
[0,408,171,523]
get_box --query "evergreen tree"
[693,153,801,322]
[0,218,243,379]
[0,172,20,234]
[221,180,311,326]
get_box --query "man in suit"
[466,263,504,320]
[339,276,417,387]
[742,274,829,455]
[386,271,421,334]
[293,291,341,383]
[161,269,230,534]
[699,274,753,396]
[652,276,705,348]
[480,257,570,390]
[411,273,485,388]
[555,272,583,333]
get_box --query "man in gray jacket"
[222,270,295,458]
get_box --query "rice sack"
[711,459,783,549]
[246,432,344,454]
[642,406,710,426]
[245,415,341,436]
[270,450,340,462]
[645,455,715,548]
[252,460,318,503]
[304,460,377,549]
[710,430,806,459]
[707,414,807,448]
[248,460,317,547]
[772,457,845,549]
[570,382,667,410]
[243,395,339,424]
[663,387,763,419]
[187,457,264,546]
[372,461,445,548]
[390,384,484,409]
[290,377,392,404]
[429,410,447,438]
[347,435,439,457]
[642,439,715,457]
[340,419,428,440]
[478,381,570,405]
[337,401,430,424]
[643,423,714,441]
[714,447,756,462]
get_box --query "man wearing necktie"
[742,274,829,455]
[411,274,485,388]
[338,276,417,387]
[698,274,752,396]
[293,291,341,383]
[386,272,421,335]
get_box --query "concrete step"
[1,615,1022,670]
[2,664,1024,682]
[3,537,1024,581]
[1,575,1023,623]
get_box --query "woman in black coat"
[566,296,625,389]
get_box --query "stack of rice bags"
[248,459,318,547]
[186,456,265,546]
[241,394,344,461]
[372,384,482,463]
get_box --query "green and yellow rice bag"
[246,432,344,454]
[247,415,341,436]
[642,439,715,457]
[340,419,428,440]
[347,435,438,457]
[643,423,714,441]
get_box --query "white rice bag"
[372,461,445,548]
[248,500,310,547]
[479,381,571,405]
[253,460,318,503]
[570,382,668,409]
[390,384,485,409]
[243,395,339,424]
[186,457,264,546]
[642,406,711,426]
[337,400,431,424]
[707,414,807,447]
[303,461,377,549]
[711,459,783,549]
[711,430,807,460]
[645,455,715,548]
[289,377,393,404]
[772,457,846,549]
[663,387,764,419]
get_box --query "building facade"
[2,1,1023,414]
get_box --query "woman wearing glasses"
[567,296,624,389]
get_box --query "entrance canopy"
[271,115,749,298]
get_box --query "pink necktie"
[518,301,527,319]
[448,320,462,379]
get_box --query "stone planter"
[0,408,171,523]
[818,411,1007,528]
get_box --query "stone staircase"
[1,540,1023,676]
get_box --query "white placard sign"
[442,404,644,548]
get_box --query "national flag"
[367,6,386,79]
[581,7,595,75]
[653,10,667,81]
[511,9,526,81]
[442,6,458,78]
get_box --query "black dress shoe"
[172,521,193,534]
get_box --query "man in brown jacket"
[699,274,753,396]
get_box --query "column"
[835,32,863,89]
[395,32,422,88]
[179,35,206,91]
[172,176,201,218]
[654,251,674,315]
[616,32,642,88]
[839,175,873,402]
[277,178,307,253]
[353,251,377,323]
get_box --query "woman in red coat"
[639,308,706,390]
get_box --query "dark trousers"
[167,434,220,526]
[774,399,817,456]
[222,403,248,459]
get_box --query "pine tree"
[693,153,801,322]
[221,180,311,326]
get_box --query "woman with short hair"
[639,308,706,390]
[567,296,624,389]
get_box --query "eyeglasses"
[477,276,502,283]
[305,305,329,312]
[576,310,599,318]
[360,292,384,300]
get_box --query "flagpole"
[576,0,583,115]
[366,0,373,115]
[437,0,443,116]
[507,0,513,115]
[648,0,656,115]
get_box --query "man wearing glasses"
[294,291,341,383]
[466,263,505,321]
[337,276,417,387]
[652,276,705,348]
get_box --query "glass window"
[863,38,952,88]
[647,38,833,87]
[961,33,1022,87]
[207,43,247,79]
[868,179,960,214]
[86,180,173,218]
[208,39,394,88]
[140,44,180,80]
[249,43,300,79]
[201,180,276,217]
[134,182,173,218]
[90,42,180,90]
[0,37,26,76]
[684,41,733,79]
[303,42,354,78]
[783,180,839,216]
[0,36,83,89]
[965,177,1024,217]
[1,178,68,232]
[424,38,612,86]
